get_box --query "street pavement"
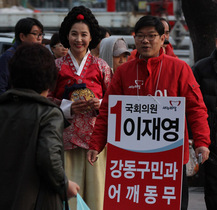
[188,187,206,210]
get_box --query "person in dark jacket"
[192,32,217,210]
[0,17,44,95]
[0,43,80,210]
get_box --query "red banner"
[107,0,116,12]
[104,96,185,210]
[104,143,183,209]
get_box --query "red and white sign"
[104,95,185,210]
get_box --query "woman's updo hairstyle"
[59,6,100,50]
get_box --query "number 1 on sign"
[110,100,122,142]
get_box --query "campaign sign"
[103,95,185,210]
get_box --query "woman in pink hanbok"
[49,6,112,210]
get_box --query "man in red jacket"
[87,15,210,210]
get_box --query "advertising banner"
[104,95,185,210]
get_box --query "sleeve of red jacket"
[89,69,123,152]
[179,62,210,148]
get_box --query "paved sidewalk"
[188,187,206,210]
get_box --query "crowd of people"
[0,4,216,210]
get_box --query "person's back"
[0,43,79,210]
[0,89,64,209]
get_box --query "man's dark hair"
[9,43,57,94]
[159,17,171,32]
[59,5,100,50]
[42,38,51,45]
[15,17,44,43]
[134,15,164,36]
[50,33,61,48]
[99,26,111,40]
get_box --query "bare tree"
[3,0,22,7]
[182,0,217,62]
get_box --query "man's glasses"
[135,34,160,41]
[29,32,45,39]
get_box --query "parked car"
[0,34,14,56]
[0,36,13,56]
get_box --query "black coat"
[0,42,19,95]
[0,89,69,210]
[193,49,217,157]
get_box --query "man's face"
[134,26,165,59]
[19,25,43,44]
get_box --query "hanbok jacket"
[50,51,112,150]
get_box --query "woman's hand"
[87,150,99,166]
[87,98,100,110]
[71,100,88,114]
[71,98,100,115]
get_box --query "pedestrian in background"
[50,33,68,59]
[0,43,79,210]
[91,25,111,58]
[0,17,44,95]
[87,15,210,210]
[99,37,131,73]
[192,30,217,210]
[48,5,112,210]
[159,17,177,57]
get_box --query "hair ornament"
[76,14,84,20]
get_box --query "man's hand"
[87,150,99,166]
[67,180,80,198]
[195,146,210,164]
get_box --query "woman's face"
[51,43,68,58]
[113,53,128,72]
[67,22,92,58]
